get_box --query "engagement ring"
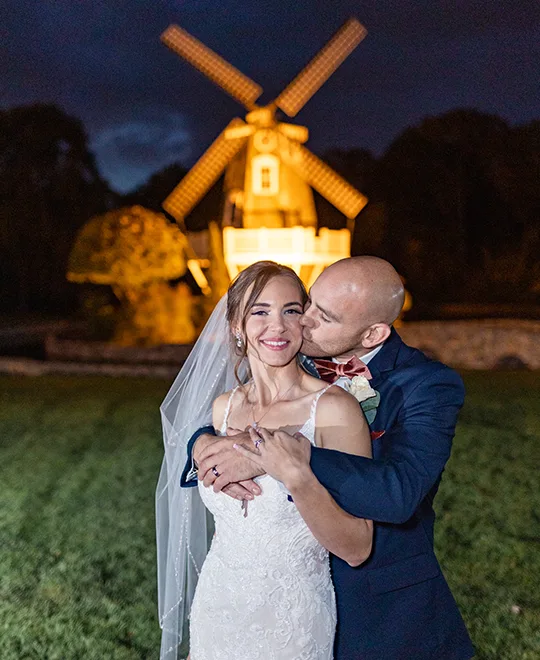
[211,466,220,477]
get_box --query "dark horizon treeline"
[1,103,539,317]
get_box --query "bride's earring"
[235,333,243,349]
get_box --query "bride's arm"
[286,388,373,567]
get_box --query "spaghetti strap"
[220,385,240,435]
[300,383,335,445]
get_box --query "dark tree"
[0,104,113,313]
[121,163,224,233]
[376,109,540,306]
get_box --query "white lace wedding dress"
[189,385,336,660]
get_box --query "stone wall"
[1,320,539,377]
[44,335,192,365]
[399,319,540,370]
[0,357,178,379]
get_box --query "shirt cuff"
[185,461,198,482]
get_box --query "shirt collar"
[333,342,384,365]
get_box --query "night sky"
[4,0,539,193]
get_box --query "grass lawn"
[0,372,539,659]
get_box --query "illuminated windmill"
[161,18,368,286]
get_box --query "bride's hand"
[197,433,264,495]
[234,427,313,491]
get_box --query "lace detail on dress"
[189,383,337,660]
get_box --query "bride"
[156,261,373,660]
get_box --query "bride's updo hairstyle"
[226,261,308,379]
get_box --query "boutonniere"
[341,375,380,424]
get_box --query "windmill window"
[252,154,279,196]
[261,168,271,188]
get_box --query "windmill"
[161,18,368,286]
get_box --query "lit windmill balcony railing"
[223,226,350,288]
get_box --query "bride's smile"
[259,337,291,351]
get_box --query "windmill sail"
[161,25,263,109]
[275,18,367,117]
[283,142,368,219]
[163,119,248,222]
[161,19,368,228]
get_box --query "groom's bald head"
[322,257,405,325]
[300,257,405,359]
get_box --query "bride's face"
[242,276,304,367]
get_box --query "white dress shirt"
[333,343,384,366]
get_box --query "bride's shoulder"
[316,384,365,423]
[212,391,231,431]
[315,385,369,452]
[212,385,246,428]
[213,386,240,412]
[213,390,232,411]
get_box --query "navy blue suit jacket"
[181,329,474,659]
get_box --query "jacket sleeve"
[180,425,216,488]
[309,366,465,523]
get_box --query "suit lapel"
[299,354,320,378]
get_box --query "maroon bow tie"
[313,356,372,383]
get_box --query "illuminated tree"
[68,206,196,345]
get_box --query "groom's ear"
[362,323,391,349]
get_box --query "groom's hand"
[197,430,264,496]
[192,433,220,467]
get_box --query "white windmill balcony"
[223,226,350,289]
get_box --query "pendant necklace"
[241,374,301,519]
[248,375,301,430]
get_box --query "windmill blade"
[284,143,367,219]
[161,24,263,109]
[275,18,367,117]
[163,119,248,222]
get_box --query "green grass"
[0,376,169,659]
[0,373,539,659]
[435,373,540,659]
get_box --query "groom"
[182,256,474,660]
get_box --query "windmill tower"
[161,18,368,287]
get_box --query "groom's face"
[300,273,370,359]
